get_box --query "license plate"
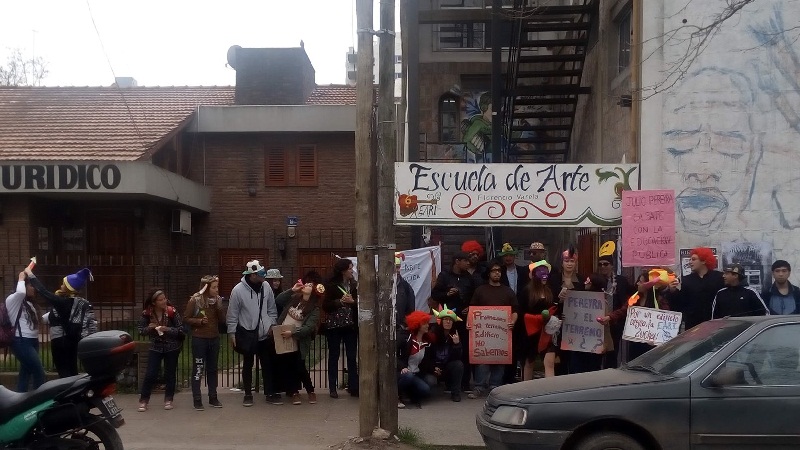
[101,396,122,417]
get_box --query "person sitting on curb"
[430,305,465,402]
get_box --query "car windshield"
[624,320,753,377]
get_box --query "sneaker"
[164,401,174,410]
[208,396,223,408]
[307,392,317,404]
[397,401,406,409]
[451,392,462,402]
[243,394,254,407]
[467,389,482,399]
[137,402,147,412]
[266,394,284,405]
[291,393,302,405]
[193,398,204,411]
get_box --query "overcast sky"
[0,0,393,87]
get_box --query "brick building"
[0,46,401,315]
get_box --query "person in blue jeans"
[8,271,45,392]
[397,311,436,408]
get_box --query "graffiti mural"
[651,0,800,282]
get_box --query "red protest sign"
[467,306,512,365]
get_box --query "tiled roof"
[0,85,356,161]
[306,85,356,105]
[0,86,235,161]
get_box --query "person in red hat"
[25,266,98,378]
[667,247,724,330]
[397,310,435,408]
[461,240,487,287]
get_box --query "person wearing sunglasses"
[596,241,635,368]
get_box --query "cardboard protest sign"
[467,306,512,365]
[560,291,606,354]
[621,190,676,267]
[622,306,682,346]
[273,325,298,354]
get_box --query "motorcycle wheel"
[70,420,123,450]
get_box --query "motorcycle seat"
[0,375,85,424]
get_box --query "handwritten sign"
[468,306,512,365]
[394,162,640,227]
[622,306,682,346]
[560,291,606,354]
[621,190,676,266]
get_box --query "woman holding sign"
[598,269,673,362]
[547,246,584,375]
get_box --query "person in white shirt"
[7,271,45,392]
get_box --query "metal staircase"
[503,0,597,162]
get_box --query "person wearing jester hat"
[599,269,673,362]
[596,241,635,368]
[522,260,558,379]
[26,266,98,378]
[430,305,465,402]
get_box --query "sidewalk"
[115,389,485,449]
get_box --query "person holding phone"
[184,275,226,411]
[138,288,185,412]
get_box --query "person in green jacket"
[275,271,323,405]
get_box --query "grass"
[396,427,486,450]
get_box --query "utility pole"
[376,0,398,435]
[354,0,379,438]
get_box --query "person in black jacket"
[498,243,528,383]
[596,241,635,368]
[668,247,724,329]
[395,255,416,342]
[762,260,800,315]
[712,264,769,319]
[547,246,584,375]
[397,311,436,408]
[430,306,465,402]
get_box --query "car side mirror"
[706,365,746,388]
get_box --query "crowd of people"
[4,240,796,413]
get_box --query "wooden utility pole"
[376,0,398,435]
[355,0,378,437]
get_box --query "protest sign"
[621,190,676,267]
[560,291,606,354]
[348,245,441,311]
[467,306,512,365]
[622,306,682,346]
[273,325,298,354]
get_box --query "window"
[617,8,632,74]
[296,145,318,186]
[438,23,486,50]
[439,94,460,143]
[265,147,287,186]
[394,55,402,64]
[718,324,800,386]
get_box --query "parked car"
[476,316,800,450]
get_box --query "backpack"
[0,300,23,348]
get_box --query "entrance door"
[218,249,269,298]
[87,217,135,306]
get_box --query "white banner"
[622,306,682,346]
[394,162,640,227]
[347,245,442,311]
[560,291,607,354]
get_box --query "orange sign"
[467,306,512,365]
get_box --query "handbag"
[326,305,355,329]
[234,290,264,355]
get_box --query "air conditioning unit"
[171,209,192,235]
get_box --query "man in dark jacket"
[669,247,724,329]
[498,243,528,383]
[712,264,769,319]
[395,255,416,341]
[431,252,475,316]
[762,260,800,315]
[596,241,635,368]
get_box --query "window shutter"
[296,146,317,186]
[265,148,287,186]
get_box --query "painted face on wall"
[663,68,761,235]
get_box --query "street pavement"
[114,389,486,449]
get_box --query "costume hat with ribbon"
[432,304,462,322]
[598,241,616,263]
[498,243,517,257]
[242,260,267,276]
[63,268,93,292]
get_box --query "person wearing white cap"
[226,260,279,406]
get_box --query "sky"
[0,0,392,87]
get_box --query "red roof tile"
[306,85,356,105]
[0,85,355,161]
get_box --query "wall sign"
[0,164,121,190]
[394,162,639,226]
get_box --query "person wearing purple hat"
[25,266,98,377]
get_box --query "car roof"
[718,315,800,324]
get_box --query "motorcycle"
[0,330,135,449]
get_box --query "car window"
[716,324,800,386]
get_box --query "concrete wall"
[641,0,800,283]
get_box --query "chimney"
[114,77,138,88]
[230,47,316,105]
